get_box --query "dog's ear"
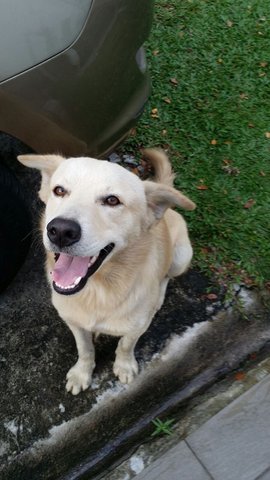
[144,180,196,223]
[18,154,64,203]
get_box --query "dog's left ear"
[18,154,64,203]
[144,180,196,222]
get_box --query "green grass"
[123,0,270,287]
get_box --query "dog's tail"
[142,148,175,186]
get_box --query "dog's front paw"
[113,358,139,384]
[66,359,94,395]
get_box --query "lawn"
[123,0,270,287]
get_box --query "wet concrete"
[0,136,270,479]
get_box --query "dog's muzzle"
[50,243,115,296]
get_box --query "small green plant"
[151,417,175,437]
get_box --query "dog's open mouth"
[52,243,115,295]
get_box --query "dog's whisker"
[20,229,34,242]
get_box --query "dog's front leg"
[65,323,95,395]
[113,335,139,384]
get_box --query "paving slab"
[134,441,212,480]
[256,467,270,480]
[186,373,270,480]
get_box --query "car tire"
[0,161,32,292]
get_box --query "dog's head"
[18,154,195,296]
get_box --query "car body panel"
[0,0,153,157]
[0,0,92,82]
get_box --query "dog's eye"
[53,186,66,197]
[103,195,120,207]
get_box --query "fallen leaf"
[235,371,245,381]
[260,170,266,176]
[217,58,223,63]
[163,97,171,104]
[259,72,266,77]
[244,277,255,287]
[265,132,270,138]
[223,158,231,165]
[248,123,255,128]
[170,77,178,85]
[151,108,159,119]
[260,61,268,67]
[130,128,136,136]
[162,129,167,136]
[162,144,170,151]
[206,293,218,301]
[200,247,211,255]
[239,93,248,99]
[196,185,208,190]
[243,198,255,209]
[152,49,159,56]
[222,165,240,175]
[226,20,233,27]
[210,139,217,145]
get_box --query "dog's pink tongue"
[52,254,90,287]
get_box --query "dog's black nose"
[47,218,81,248]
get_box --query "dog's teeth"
[55,280,81,290]
[89,256,97,267]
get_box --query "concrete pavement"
[135,373,270,480]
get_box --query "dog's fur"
[18,149,195,395]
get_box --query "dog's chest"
[52,287,139,337]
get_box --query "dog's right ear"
[18,154,64,203]
[144,180,196,225]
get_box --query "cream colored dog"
[18,149,195,395]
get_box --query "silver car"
[0,0,153,291]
